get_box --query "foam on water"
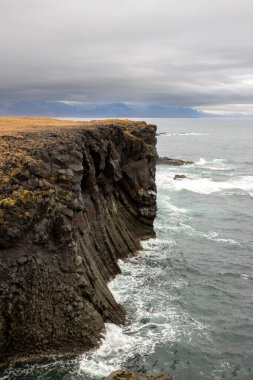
[78,324,141,378]
[77,234,208,379]
[194,158,234,171]
[158,171,253,195]
[195,158,226,166]
[240,274,250,280]
[156,185,239,247]
[165,221,239,246]
[201,231,239,245]
[160,132,209,137]
[159,194,188,214]
[195,157,208,166]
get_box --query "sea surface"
[1,118,253,380]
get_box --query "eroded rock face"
[0,121,157,365]
[103,370,173,380]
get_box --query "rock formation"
[0,118,157,366]
[157,157,193,166]
[174,174,187,180]
[104,371,172,380]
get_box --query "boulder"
[174,174,187,180]
[103,371,173,380]
[157,157,193,166]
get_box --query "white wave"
[195,157,233,171]
[202,231,239,245]
[164,221,239,246]
[141,237,175,250]
[195,157,207,165]
[172,176,253,195]
[212,237,238,245]
[162,132,209,137]
[241,274,249,280]
[159,194,188,214]
[79,256,182,378]
[91,250,208,377]
[79,324,140,378]
[196,157,226,166]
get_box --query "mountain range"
[0,101,203,118]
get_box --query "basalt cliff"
[0,118,157,366]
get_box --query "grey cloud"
[0,0,253,108]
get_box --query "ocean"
[1,118,253,380]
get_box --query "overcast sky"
[1,0,253,113]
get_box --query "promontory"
[0,118,157,366]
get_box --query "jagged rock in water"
[157,157,193,166]
[0,118,157,366]
[174,174,187,180]
[103,370,173,380]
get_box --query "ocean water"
[1,118,253,380]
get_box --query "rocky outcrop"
[104,370,172,380]
[174,174,187,180]
[157,157,193,166]
[0,119,157,366]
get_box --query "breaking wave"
[159,132,209,137]
[172,176,253,195]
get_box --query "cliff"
[0,118,157,366]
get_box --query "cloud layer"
[1,0,253,111]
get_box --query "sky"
[1,0,253,115]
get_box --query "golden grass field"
[0,117,133,136]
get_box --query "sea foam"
[160,132,209,137]
[171,176,253,195]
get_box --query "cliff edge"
[0,118,157,365]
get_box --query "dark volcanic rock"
[0,120,157,366]
[174,174,187,180]
[157,157,193,166]
[103,370,173,380]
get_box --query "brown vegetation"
[0,117,132,136]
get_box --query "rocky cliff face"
[0,120,157,366]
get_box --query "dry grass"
[0,117,133,136]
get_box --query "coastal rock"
[174,174,187,180]
[157,157,193,166]
[103,370,173,380]
[0,119,157,366]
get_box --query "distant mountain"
[0,101,202,118]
